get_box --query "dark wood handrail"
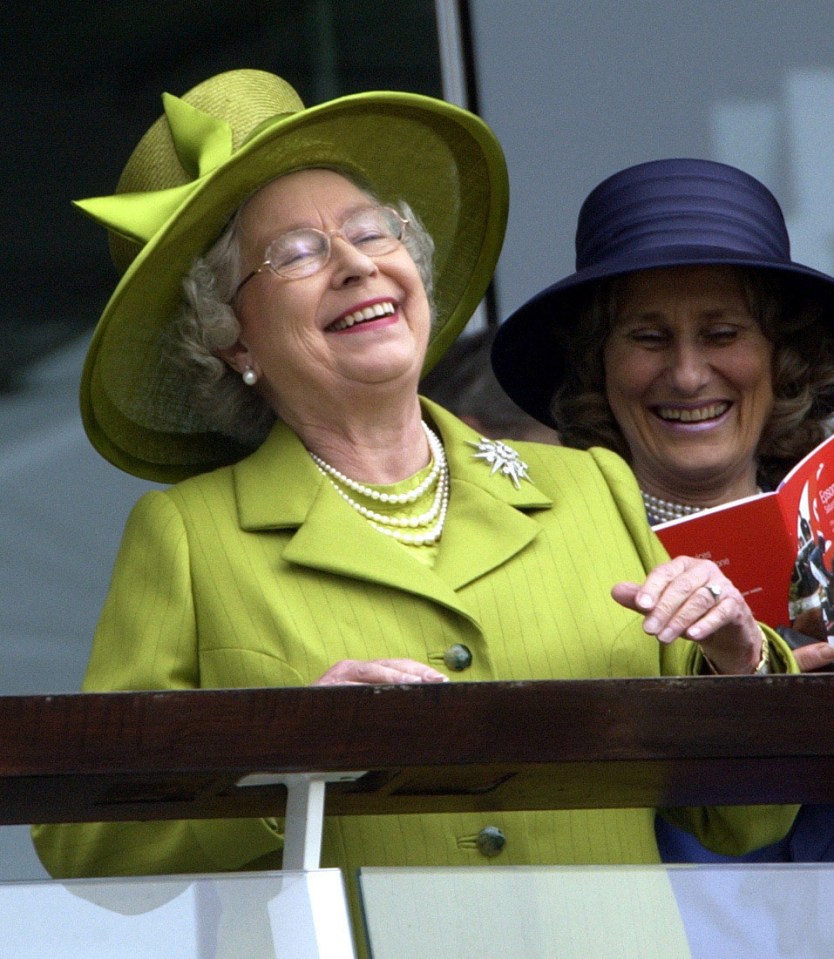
[3,675,833,824]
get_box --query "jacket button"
[476,826,506,857]
[443,643,472,671]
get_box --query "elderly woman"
[34,79,797,925]
[492,156,834,863]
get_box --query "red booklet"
[653,432,834,634]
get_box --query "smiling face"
[602,265,775,503]
[222,169,432,429]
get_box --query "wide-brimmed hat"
[77,69,508,481]
[492,157,834,428]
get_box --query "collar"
[230,399,554,613]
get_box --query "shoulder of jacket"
[150,462,237,510]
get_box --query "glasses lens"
[268,230,329,278]
[342,207,404,254]
[265,207,405,280]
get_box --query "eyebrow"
[269,203,378,236]
[616,304,749,323]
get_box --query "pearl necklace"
[641,486,764,526]
[640,490,703,526]
[309,422,440,504]
[310,423,450,545]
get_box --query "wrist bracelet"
[752,629,770,675]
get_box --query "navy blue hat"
[492,157,834,428]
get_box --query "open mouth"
[327,300,396,332]
[654,401,730,424]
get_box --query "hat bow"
[73,94,235,247]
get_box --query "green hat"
[77,69,508,482]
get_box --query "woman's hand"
[612,555,763,674]
[312,658,449,686]
[793,642,834,671]
[777,619,834,672]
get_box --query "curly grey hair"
[171,170,436,448]
[551,266,834,489]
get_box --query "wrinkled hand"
[612,556,762,675]
[312,658,449,686]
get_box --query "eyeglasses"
[233,205,409,298]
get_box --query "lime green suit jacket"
[33,399,796,883]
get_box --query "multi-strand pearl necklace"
[641,486,763,526]
[640,490,704,526]
[309,422,450,545]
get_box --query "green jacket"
[33,400,797,885]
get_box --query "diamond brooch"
[467,437,531,489]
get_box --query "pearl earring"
[242,366,258,386]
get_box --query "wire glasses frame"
[232,205,409,300]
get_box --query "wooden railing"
[2,674,833,826]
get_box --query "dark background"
[1,0,443,388]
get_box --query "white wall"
[469,0,834,318]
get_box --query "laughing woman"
[492,156,834,862]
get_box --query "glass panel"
[2,869,354,958]
[360,863,834,958]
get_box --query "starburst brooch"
[467,437,531,489]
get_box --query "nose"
[666,339,710,394]
[329,234,378,285]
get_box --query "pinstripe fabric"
[33,399,797,888]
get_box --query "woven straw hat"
[77,69,508,481]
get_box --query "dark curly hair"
[550,266,834,489]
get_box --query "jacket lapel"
[231,405,554,622]
[232,421,477,622]
[426,400,553,589]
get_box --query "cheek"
[733,352,774,407]
[408,266,431,310]
[406,280,432,338]
[241,287,314,349]
[604,348,653,405]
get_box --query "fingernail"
[636,593,653,610]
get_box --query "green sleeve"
[32,491,284,878]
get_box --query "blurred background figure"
[421,326,560,443]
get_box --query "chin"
[667,461,736,486]
[354,358,423,387]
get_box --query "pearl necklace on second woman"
[641,485,764,527]
[308,422,450,545]
[640,490,703,526]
